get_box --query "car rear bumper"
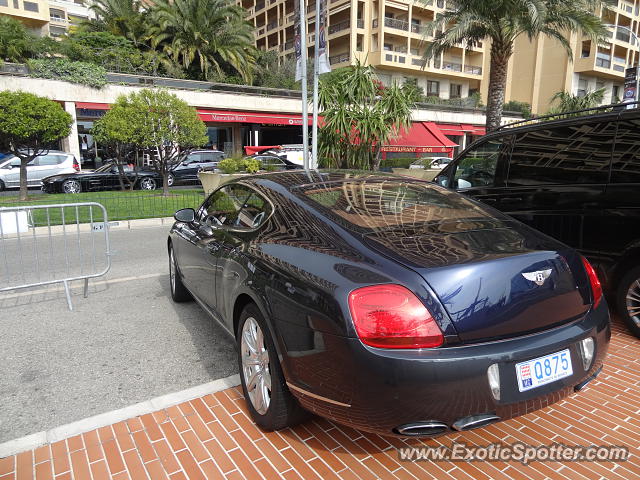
[285,301,610,437]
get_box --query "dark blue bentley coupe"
[168,171,610,437]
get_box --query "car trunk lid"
[363,219,591,343]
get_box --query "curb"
[0,374,241,459]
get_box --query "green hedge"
[380,157,417,169]
[28,58,107,88]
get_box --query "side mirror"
[181,161,190,166]
[174,208,195,223]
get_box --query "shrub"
[243,158,261,173]
[503,100,532,118]
[218,158,238,174]
[28,58,107,88]
[380,157,416,169]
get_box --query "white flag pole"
[311,0,321,171]
[298,0,310,171]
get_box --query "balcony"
[441,61,462,72]
[411,23,428,35]
[384,17,409,31]
[464,65,482,75]
[357,19,363,29]
[266,20,278,31]
[329,52,350,64]
[49,15,67,24]
[328,19,350,34]
[283,40,294,51]
[255,1,265,11]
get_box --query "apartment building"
[0,0,93,37]
[240,0,484,101]
[498,0,639,114]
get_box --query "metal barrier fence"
[0,202,111,310]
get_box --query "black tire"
[169,244,192,302]
[0,180,5,192]
[616,266,640,338]
[140,177,157,190]
[237,303,308,431]
[62,179,82,194]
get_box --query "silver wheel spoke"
[240,317,271,415]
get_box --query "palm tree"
[318,62,414,170]
[88,0,149,46]
[149,0,256,82]
[548,88,606,115]
[422,0,608,131]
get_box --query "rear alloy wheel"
[0,180,5,192]
[169,245,192,302]
[140,178,157,190]
[167,174,175,187]
[617,266,640,338]
[237,304,308,431]
[62,179,81,194]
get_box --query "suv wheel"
[617,266,640,338]
[0,180,5,192]
[237,304,308,431]
[62,179,81,194]
[167,174,175,187]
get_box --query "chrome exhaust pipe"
[452,414,501,432]
[395,421,449,436]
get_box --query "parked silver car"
[0,151,79,191]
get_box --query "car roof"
[242,170,428,192]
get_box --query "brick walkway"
[1,318,639,480]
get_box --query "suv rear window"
[302,181,491,232]
[507,122,614,186]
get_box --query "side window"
[38,155,64,166]
[508,122,613,186]
[452,136,511,189]
[187,154,201,164]
[611,118,640,183]
[199,184,271,229]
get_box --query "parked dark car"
[249,153,302,171]
[168,171,609,437]
[434,105,640,338]
[42,162,161,193]
[168,150,226,186]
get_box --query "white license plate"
[515,349,573,392]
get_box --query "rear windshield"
[301,180,492,232]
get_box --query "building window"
[0,0,8,6]
[613,85,621,103]
[577,78,588,97]
[13,0,19,8]
[383,43,393,51]
[450,83,462,99]
[23,0,38,11]
[427,80,440,97]
[437,0,445,7]
[581,40,591,58]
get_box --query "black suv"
[435,105,640,337]
[168,150,226,186]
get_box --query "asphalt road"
[0,225,238,442]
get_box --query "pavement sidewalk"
[1,319,639,480]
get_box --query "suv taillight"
[348,284,443,349]
[73,158,80,172]
[581,257,602,308]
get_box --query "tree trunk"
[485,44,512,132]
[19,158,29,202]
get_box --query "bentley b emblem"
[522,269,552,286]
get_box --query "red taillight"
[348,284,443,349]
[581,257,602,308]
[73,158,80,172]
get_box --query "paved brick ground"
[1,318,638,480]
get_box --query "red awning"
[197,109,312,125]
[76,102,110,110]
[244,145,282,155]
[436,123,486,136]
[382,122,457,154]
